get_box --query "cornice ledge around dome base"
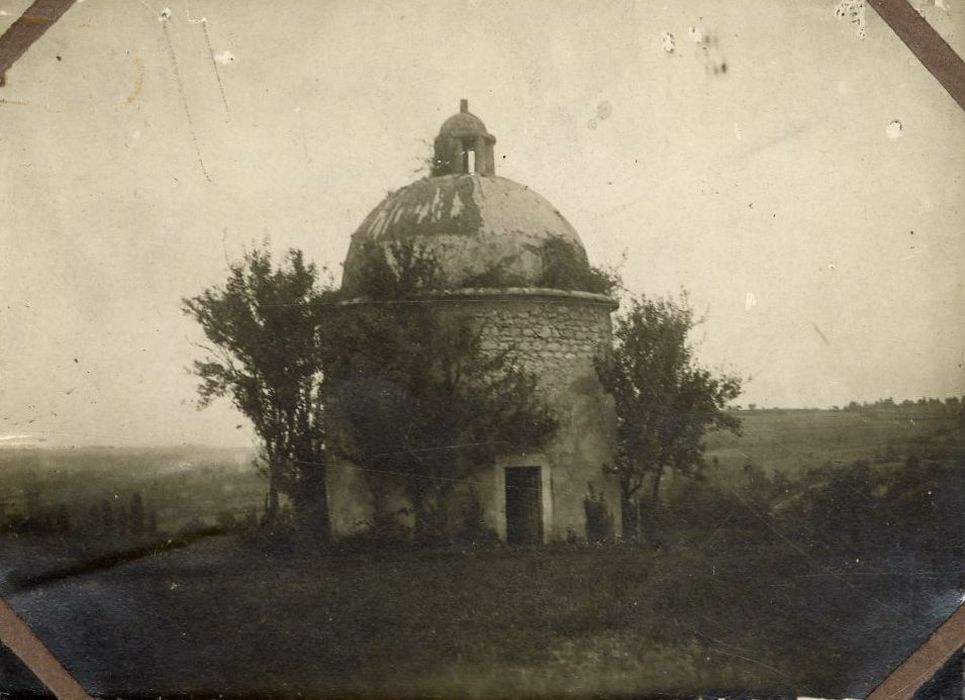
[331,287,619,310]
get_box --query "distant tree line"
[1,490,160,539]
[730,397,964,412]
[84,492,158,537]
[842,396,964,412]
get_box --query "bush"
[347,238,619,297]
[335,518,413,552]
[216,510,238,532]
[455,486,499,546]
[583,483,614,544]
[536,238,620,296]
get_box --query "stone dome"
[341,100,599,295]
[341,173,591,293]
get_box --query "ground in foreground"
[4,533,960,698]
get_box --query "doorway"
[505,466,542,545]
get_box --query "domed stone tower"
[328,101,622,544]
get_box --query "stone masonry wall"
[325,290,623,542]
[450,294,622,542]
[468,298,613,394]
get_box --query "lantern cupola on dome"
[432,99,496,176]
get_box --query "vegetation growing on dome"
[346,238,619,298]
[458,266,529,289]
[536,238,620,296]
[343,240,443,300]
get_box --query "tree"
[326,242,558,541]
[182,245,333,538]
[100,499,114,534]
[116,504,129,536]
[55,504,70,534]
[130,492,145,537]
[595,292,742,539]
[86,504,100,533]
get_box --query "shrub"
[347,238,619,297]
[455,486,499,545]
[537,238,620,296]
[130,492,145,536]
[216,510,238,532]
[336,517,413,552]
[343,240,441,299]
[583,482,614,544]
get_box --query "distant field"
[0,407,959,540]
[0,444,262,536]
[704,406,961,480]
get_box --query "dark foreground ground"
[1,533,960,699]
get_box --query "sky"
[0,0,963,447]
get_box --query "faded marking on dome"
[345,175,588,289]
[369,208,390,238]
[450,192,464,219]
[464,177,484,211]
[391,202,405,227]
[415,198,432,224]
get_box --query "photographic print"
[0,1,963,698]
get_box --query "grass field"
[6,535,958,698]
[704,406,960,477]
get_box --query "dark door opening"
[505,466,542,545]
